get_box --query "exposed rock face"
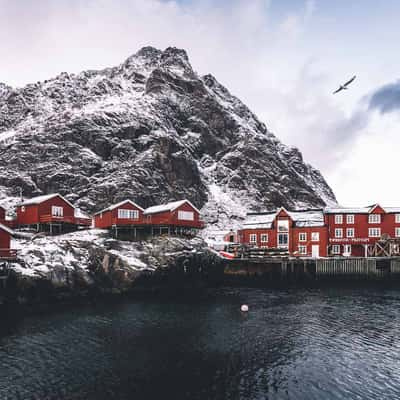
[0,46,336,229]
[4,231,223,304]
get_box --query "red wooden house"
[324,204,400,257]
[16,193,90,233]
[93,200,145,236]
[239,207,328,258]
[0,223,16,260]
[143,199,204,234]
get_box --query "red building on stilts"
[93,200,145,237]
[16,193,91,233]
[143,200,204,235]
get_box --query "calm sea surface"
[1,287,400,400]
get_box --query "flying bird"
[333,75,356,94]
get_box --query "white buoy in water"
[241,304,249,312]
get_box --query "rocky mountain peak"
[0,46,337,230]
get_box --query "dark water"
[1,288,400,400]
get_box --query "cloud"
[1,0,399,205]
[369,80,400,114]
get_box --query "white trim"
[396,214,400,223]
[311,232,320,242]
[395,228,400,238]
[299,232,307,242]
[249,233,257,244]
[260,233,268,243]
[118,208,139,219]
[335,228,343,238]
[343,244,352,256]
[335,214,343,224]
[51,206,63,217]
[368,214,381,224]
[346,228,355,238]
[369,204,385,214]
[346,214,354,224]
[368,227,381,237]
[332,244,341,254]
[298,245,307,255]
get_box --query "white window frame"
[346,228,355,238]
[343,244,352,256]
[178,210,194,221]
[21,206,25,213]
[277,219,289,232]
[346,214,354,224]
[396,214,400,223]
[299,232,307,242]
[368,228,381,238]
[335,214,343,224]
[278,232,289,248]
[260,234,268,243]
[311,232,320,242]
[249,234,257,244]
[118,209,139,219]
[335,228,343,238]
[395,228,400,238]
[369,214,381,224]
[51,206,63,217]
[298,245,307,255]
[332,245,341,255]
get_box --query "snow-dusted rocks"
[7,230,219,302]
[0,46,336,230]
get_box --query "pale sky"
[1,0,399,206]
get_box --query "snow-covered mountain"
[0,46,336,229]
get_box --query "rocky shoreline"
[0,230,225,311]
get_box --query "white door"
[312,245,319,258]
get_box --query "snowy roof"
[385,207,400,213]
[74,208,91,219]
[242,212,276,229]
[324,204,400,214]
[288,210,325,227]
[0,222,14,235]
[18,193,75,208]
[94,199,144,215]
[144,199,200,215]
[242,208,325,229]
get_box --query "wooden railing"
[0,249,17,260]
[39,215,76,224]
[145,217,205,229]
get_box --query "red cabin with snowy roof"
[239,207,329,257]
[93,200,145,229]
[0,223,16,260]
[144,200,204,230]
[16,193,91,232]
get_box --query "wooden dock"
[224,257,400,281]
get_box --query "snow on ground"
[9,229,206,278]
